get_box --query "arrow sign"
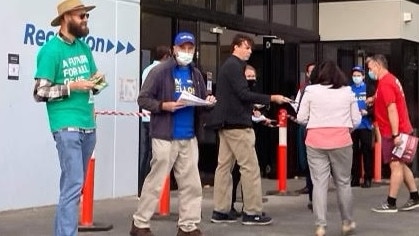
[116,41,125,54]
[126,42,135,54]
[106,40,114,53]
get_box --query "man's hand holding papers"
[177,91,216,107]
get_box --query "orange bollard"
[373,125,382,183]
[277,109,288,193]
[158,175,171,216]
[78,155,113,232]
[80,158,95,226]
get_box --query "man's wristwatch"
[392,133,400,139]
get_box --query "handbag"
[392,133,419,163]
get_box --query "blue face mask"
[368,71,377,80]
[352,76,363,85]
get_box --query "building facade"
[319,0,419,175]
[140,0,321,181]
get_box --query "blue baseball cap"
[352,65,364,74]
[174,32,195,46]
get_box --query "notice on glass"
[177,91,212,106]
[8,54,19,80]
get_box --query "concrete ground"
[1,178,419,236]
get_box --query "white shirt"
[141,60,161,122]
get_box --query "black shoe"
[295,186,309,194]
[211,210,237,223]
[230,208,242,217]
[307,202,313,212]
[351,179,360,187]
[361,179,372,188]
[242,212,272,225]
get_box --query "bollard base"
[78,222,113,232]
[152,212,179,221]
[265,190,300,196]
[371,181,389,186]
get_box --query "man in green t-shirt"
[33,0,105,235]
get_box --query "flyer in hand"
[90,74,108,92]
[392,133,419,163]
[177,91,212,106]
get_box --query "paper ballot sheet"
[177,91,212,106]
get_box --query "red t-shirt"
[374,72,412,137]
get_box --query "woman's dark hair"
[305,62,316,73]
[311,60,348,89]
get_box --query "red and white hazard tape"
[95,110,298,125]
[95,110,150,117]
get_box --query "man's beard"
[68,20,89,38]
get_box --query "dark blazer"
[206,55,270,129]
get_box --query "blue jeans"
[52,130,96,236]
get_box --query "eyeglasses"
[72,12,90,20]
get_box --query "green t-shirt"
[35,36,98,132]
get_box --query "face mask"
[176,51,194,66]
[368,71,377,80]
[352,76,363,85]
[247,80,256,88]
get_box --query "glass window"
[200,44,218,82]
[200,22,218,43]
[217,0,239,14]
[244,0,268,21]
[297,0,316,31]
[402,41,418,128]
[141,13,172,50]
[178,19,198,36]
[299,43,315,84]
[272,0,294,26]
[179,0,206,8]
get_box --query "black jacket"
[207,55,270,129]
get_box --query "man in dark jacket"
[131,32,216,236]
[210,34,291,226]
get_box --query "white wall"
[0,0,140,211]
[401,0,419,42]
[320,0,402,41]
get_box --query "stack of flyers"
[90,74,108,92]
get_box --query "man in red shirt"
[367,54,419,213]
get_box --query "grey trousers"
[307,145,354,227]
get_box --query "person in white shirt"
[138,45,171,195]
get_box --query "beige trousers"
[133,137,202,232]
[213,128,263,215]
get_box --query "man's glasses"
[72,13,90,20]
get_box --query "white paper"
[177,91,212,106]
[253,104,265,109]
[252,114,267,123]
[392,133,410,158]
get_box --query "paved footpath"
[1,178,419,236]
